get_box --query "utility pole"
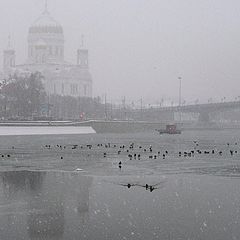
[140,98,143,121]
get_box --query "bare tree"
[0,72,46,119]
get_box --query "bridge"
[119,101,240,122]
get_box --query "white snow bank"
[0,126,96,136]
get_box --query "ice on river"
[0,129,240,239]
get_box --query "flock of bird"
[1,140,238,161]
[43,140,240,190]
[43,140,240,160]
[1,140,239,192]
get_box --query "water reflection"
[0,170,240,239]
[1,171,45,198]
[0,170,92,240]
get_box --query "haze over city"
[1,0,240,104]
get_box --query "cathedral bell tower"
[77,35,89,68]
[3,36,15,76]
[77,49,89,68]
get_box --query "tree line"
[0,72,106,121]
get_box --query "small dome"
[29,11,63,34]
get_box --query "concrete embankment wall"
[0,120,178,133]
[73,121,167,133]
[2,120,235,133]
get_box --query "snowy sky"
[0,0,240,105]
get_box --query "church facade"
[3,7,92,98]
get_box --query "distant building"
[2,5,92,98]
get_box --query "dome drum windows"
[29,26,63,34]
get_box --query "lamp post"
[178,77,182,107]
[178,77,182,122]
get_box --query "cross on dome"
[43,0,49,14]
[81,34,85,48]
[6,34,14,50]
[30,0,62,29]
[8,34,11,48]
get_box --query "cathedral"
[2,4,92,98]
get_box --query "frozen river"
[0,129,240,239]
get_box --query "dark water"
[0,171,239,240]
[0,130,240,239]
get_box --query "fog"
[1,0,240,104]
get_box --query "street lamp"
[178,77,182,107]
[178,77,182,122]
